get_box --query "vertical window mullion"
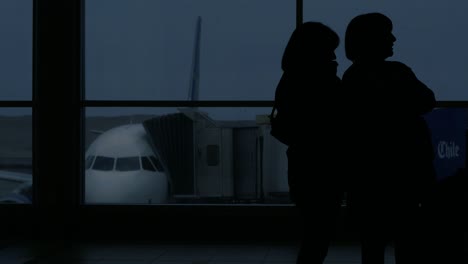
[296,0,303,27]
[34,0,83,240]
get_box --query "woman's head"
[345,12,396,62]
[281,22,339,72]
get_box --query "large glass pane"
[85,0,294,100]
[84,107,289,204]
[84,107,467,205]
[0,1,33,100]
[305,0,468,101]
[0,108,32,204]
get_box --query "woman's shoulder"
[384,60,412,71]
[342,62,369,82]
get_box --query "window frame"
[3,0,466,242]
[76,0,302,241]
[76,0,468,241]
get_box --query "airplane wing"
[0,170,31,183]
[0,170,32,203]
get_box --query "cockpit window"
[150,156,164,172]
[115,157,140,171]
[141,156,156,172]
[85,155,95,170]
[93,156,114,171]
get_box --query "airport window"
[116,157,140,172]
[142,156,156,172]
[0,0,33,206]
[92,156,115,171]
[24,0,468,242]
[82,0,296,205]
[84,107,291,205]
[305,0,468,101]
[82,2,465,207]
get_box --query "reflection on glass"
[0,108,32,204]
[84,107,289,205]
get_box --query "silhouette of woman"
[274,22,343,264]
[342,12,436,264]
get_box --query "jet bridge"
[143,112,195,199]
[143,110,289,203]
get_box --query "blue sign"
[424,108,467,181]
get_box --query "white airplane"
[84,123,168,204]
[0,122,170,205]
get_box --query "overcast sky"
[1,0,468,117]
